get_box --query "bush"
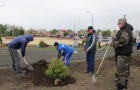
[39,41,49,47]
[82,39,86,46]
[44,57,69,80]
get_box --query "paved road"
[0,48,139,67]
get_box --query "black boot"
[123,80,128,89]
[117,84,123,90]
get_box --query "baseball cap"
[118,18,127,25]
[88,26,93,31]
[54,42,59,46]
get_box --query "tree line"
[0,24,25,37]
[96,29,111,36]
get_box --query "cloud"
[0,0,139,32]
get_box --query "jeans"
[137,43,140,50]
[98,42,101,49]
[86,52,95,73]
[72,45,78,52]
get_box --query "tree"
[63,32,68,36]
[50,29,57,34]
[28,31,32,35]
[19,27,25,35]
[68,29,73,33]
[101,29,111,36]
[96,29,102,35]
[106,29,111,36]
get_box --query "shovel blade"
[91,74,97,85]
[27,66,34,71]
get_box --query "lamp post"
[86,11,93,27]
[74,19,79,34]
[124,14,126,18]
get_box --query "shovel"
[17,50,34,71]
[92,42,111,85]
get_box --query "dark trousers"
[8,48,21,72]
[98,42,101,49]
[137,43,140,50]
[86,52,95,73]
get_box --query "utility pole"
[74,19,79,34]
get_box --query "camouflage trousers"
[115,55,131,86]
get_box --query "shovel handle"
[96,42,111,74]
[17,50,29,66]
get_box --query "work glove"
[22,57,25,60]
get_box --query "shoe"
[117,84,123,90]
[123,86,127,89]
[123,80,128,89]
[75,52,77,53]
[12,67,17,71]
[89,72,94,75]
[84,70,90,73]
[18,70,26,75]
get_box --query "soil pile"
[23,60,76,87]
[108,55,140,66]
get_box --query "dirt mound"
[23,60,76,87]
[108,55,140,66]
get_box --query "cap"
[88,26,93,30]
[118,18,127,25]
[54,42,59,46]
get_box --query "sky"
[0,0,140,32]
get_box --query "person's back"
[8,35,27,49]
[54,42,74,66]
[57,43,74,55]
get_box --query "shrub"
[39,41,49,47]
[44,57,69,80]
[82,39,86,46]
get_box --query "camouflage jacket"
[112,30,130,48]
[112,23,133,55]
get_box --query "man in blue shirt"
[54,42,74,66]
[8,35,34,74]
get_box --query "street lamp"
[86,11,93,27]
[74,19,79,34]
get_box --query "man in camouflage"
[112,18,133,90]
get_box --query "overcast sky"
[0,0,140,32]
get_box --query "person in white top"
[98,32,102,50]
[136,35,140,51]
[72,33,79,53]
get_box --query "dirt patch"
[22,60,76,87]
[108,54,140,66]
[0,55,140,90]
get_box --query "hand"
[83,48,85,51]
[86,49,89,52]
[22,57,25,60]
